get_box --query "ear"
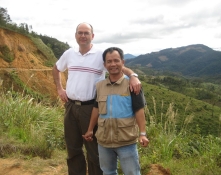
[122,59,125,65]
[103,62,107,69]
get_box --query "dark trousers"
[64,101,102,175]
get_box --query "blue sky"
[1,0,221,55]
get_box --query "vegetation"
[1,80,221,174]
[8,71,47,102]
[30,36,58,67]
[141,81,221,137]
[0,45,14,62]
[0,91,64,159]
[38,34,70,59]
[130,66,221,108]
[139,96,221,174]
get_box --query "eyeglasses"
[77,31,91,36]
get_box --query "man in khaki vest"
[83,47,149,175]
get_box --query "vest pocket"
[97,95,107,114]
[117,117,138,142]
[95,118,106,142]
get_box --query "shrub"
[0,45,14,62]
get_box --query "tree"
[18,23,29,34]
[0,7,12,26]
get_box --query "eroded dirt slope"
[0,28,66,101]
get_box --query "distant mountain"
[125,44,221,77]
[124,53,136,59]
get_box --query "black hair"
[76,22,94,34]
[102,47,124,62]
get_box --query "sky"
[1,0,221,55]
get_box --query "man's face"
[104,51,124,75]
[75,24,94,47]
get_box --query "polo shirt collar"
[74,44,96,56]
[105,74,125,85]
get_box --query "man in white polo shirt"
[52,22,141,175]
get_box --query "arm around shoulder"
[122,66,141,94]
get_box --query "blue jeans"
[98,143,141,175]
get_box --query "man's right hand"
[57,88,68,102]
[82,131,93,141]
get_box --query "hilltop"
[126,44,221,79]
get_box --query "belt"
[68,99,95,105]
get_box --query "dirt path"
[147,164,171,175]
[0,158,67,175]
[0,158,171,175]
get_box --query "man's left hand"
[129,76,141,95]
[139,136,149,147]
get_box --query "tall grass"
[0,91,64,158]
[137,96,221,175]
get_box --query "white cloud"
[1,0,221,55]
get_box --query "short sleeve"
[130,88,146,112]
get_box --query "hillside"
[126,44,221,78]
[143,81,221,135]
[0,27,66,102]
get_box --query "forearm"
[135,108,146,133]
[122,66,141,94]
[136,108,149,147]
[122,66,134,77]
[52,65,63,90]
[87,107,99,131]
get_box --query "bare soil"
[0,28,67,103]
[146,164,171,175]
[0,157,67,175]
[0,158,171,175]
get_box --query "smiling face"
[104,50,125,77]
[75,23,94,48]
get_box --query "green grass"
[136,90,221,174]
[29,36,57,67]
[0,91,65,158]
[142,81,221,136]
[0,45,14,62]
[8,71,46,101]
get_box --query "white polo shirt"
[56,45,106,101]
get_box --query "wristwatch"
[140,132,146,136]
[130,73,138,78]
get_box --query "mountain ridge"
[124,53,136,59]
[126,44,221,78]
